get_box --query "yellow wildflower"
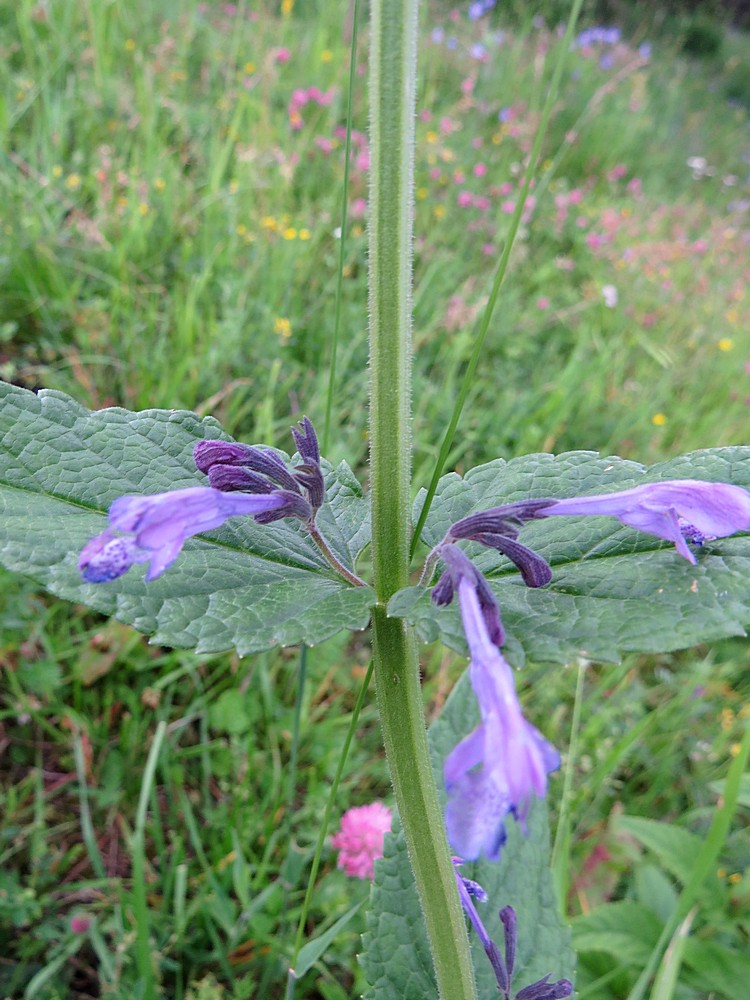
[274,317,292,339]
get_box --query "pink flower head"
[274,48,291,64]
[332,803,393,879]
[70,914,92,934]
[607,163,627,181]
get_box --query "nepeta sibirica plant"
[3,2,750,999]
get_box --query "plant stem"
[372,610,477,999]
[368,1,477,997]
[308,522,368,586]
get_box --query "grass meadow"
[1,1,749,998]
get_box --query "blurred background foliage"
[1,1,749,997]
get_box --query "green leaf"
[360,671,575,998]
[294,899,365,979]
[573,902,663,965]
[0,382,374,654]
[393,449,750,663]
[682,937,750,999]
[615,816,722,911]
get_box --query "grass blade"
[410,0,586,557]
[323,0,361,455]
[626,723,750,1000]
[131,720,167,1000]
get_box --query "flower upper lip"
[538,479,750,564]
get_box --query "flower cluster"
[432,479,750,861]
[288,85,334,130]
[454,862,572,999]
[332,803,393,880]
[79,418,326,584]
[468,0,498,21]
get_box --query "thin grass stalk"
[323,0,361,455]
[131,721,167,1000]
[286,660,374,999]
[411,0,586,557]
[626,723,750,1000]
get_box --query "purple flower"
[431,543,505,646]
[454,861,508,993]
[451,873,573,1000]
[448,499,555,588]
[79,487,289,583]
[445,578,559,862]
[540,479,750,564]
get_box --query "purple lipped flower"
[452,874,573,1000]
[448,499,555,587]
[453,860,509,993]
[453,859,489,903]
[539,479,750,564]
[450,499,557,541]
[431,542,505,647]
[79,487,288,583]
[445,577,559,862]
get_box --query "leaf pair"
[2,381,750,661]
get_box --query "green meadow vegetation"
[1,1,749,997]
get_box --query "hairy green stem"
[368,1,477,997]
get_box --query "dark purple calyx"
[446,499,554,589]
[431,543,504,647]
[291,417,325,510]
[207,466,276,494]
[515,975,574,1000]
[450,499,557,541]
[472,533,552,588]
[252,490,312,524]
[194,439,301,493]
